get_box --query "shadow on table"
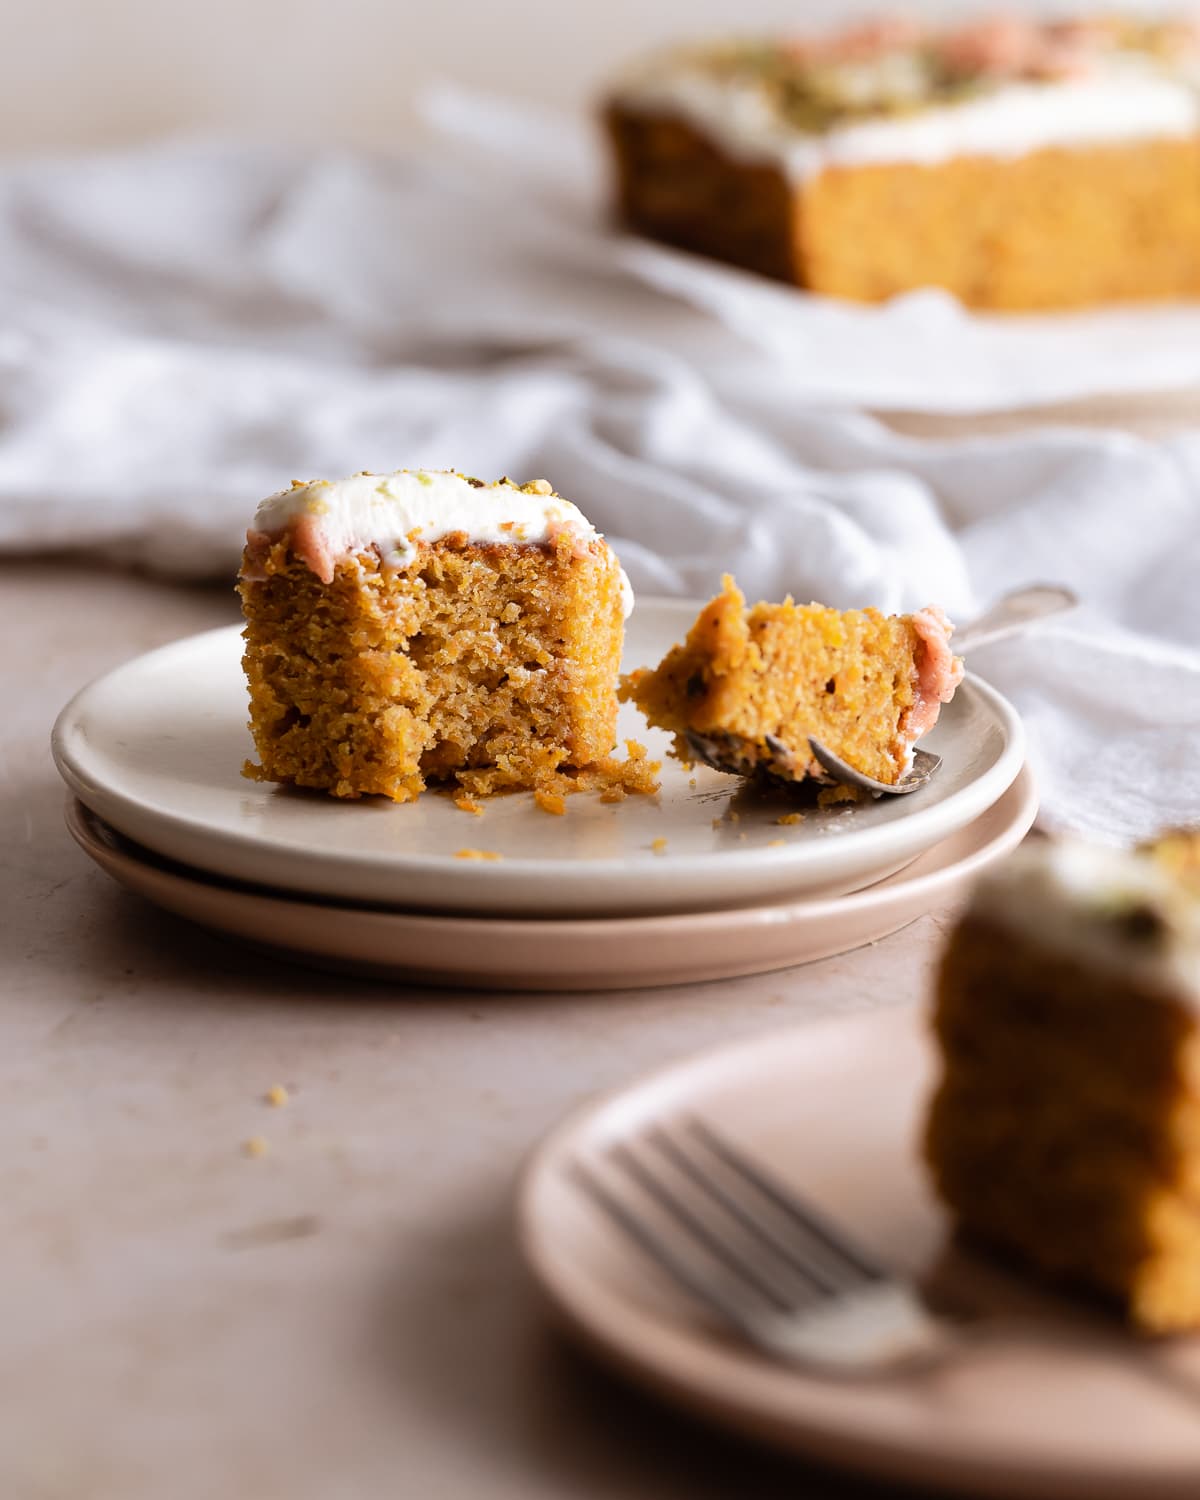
[32,811,653,1015]
[367,1192,961,1500]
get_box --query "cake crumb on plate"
[455,848,503,861]
[818,783,863,808]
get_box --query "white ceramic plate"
[52,599,1024,917]
[63,767,1034,990]
[519,1004,1200,1499]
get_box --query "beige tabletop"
[4,556,973,1500]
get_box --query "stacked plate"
[53,599,1033,990]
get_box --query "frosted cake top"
[245,469,631,615]
[971,837,1200,998]
[612,14,1200,178]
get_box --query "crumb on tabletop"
[651,837,669,854]
[454,794,483,816]
[776,811,805,826]
[534,789,568,816]
[265,1084,290,1108]
[455,848,503,861]
[242,1136,270,1159]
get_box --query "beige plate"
[51,600,1024,918]
[518,1003,1200,1499]
[65,767,1033,991]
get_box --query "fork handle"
[955,584,1078,655]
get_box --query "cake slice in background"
[605,15,1200,309]
[925,836,1200,1332]
[619,575,962,788]
[239,469,640,804]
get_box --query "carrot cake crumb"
[767,839,786,847]
[651,837,669,854]
[535,789,568,816]
[265,1084,290,1108]
[455,848,503,861]
[454,794,483,816]
[818,783,864,808]
[776,811,806,825]
[242,1136,270,1159]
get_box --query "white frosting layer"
[616,63,1200,182]
[971,840,1200,999]
[249,469,633,615]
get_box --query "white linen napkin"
[2,103,1198,844]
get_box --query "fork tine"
[646,1127,841,1297]
[686,1119,885,1284]
[609,1142,794,1312]
[570,1159,762,1331]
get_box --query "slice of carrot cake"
[619,575,962,788]
[239,469,638,803]
[605,15,1200,309]
[925,837,1200,1332]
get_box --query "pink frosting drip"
[901,605,965,744]
[243,517,338,585]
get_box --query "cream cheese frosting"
[246,468,633,615]
[901,605,964,744]
[970,839,1200,998]
[615,38,1200,183]
[615,61,1200,182]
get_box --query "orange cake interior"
[620,575,962,787]
[925,838,1200,1333]
[239,469,656,804]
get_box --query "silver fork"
[573,1118,960,1373]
